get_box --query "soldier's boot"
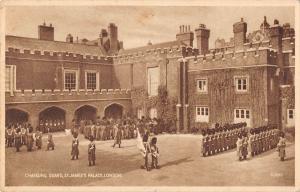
[251,152,254,157]
[281,157,284,161]
[243,155,247,160]
[89,161,91,166]
[239,157,242,161]
[119,144,121,148]
[93,161,95,165]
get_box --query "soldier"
[88,135,96,166]
[35,128,43,149]
[141,130,151,171]
[14,128,22,152]
[53,119,57,132]
[7,126,14,147]
[95,121,101,141]
[112,123,122,148]
[80,119,85,134]
[47,132,55,151]
[248,129,255,157]
[236,133,243,161]
[200,129,207,157]
[49,119,53,133]
[26,127,34,152]
[71,132,79,160]
[45,120,49,133]
[241,131,248,160]
[150,137,159,169]
[277,132,286,161]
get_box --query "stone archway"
[39,106,66,132]
[6,108,29,125]
[74,105,97,123]
[104,103,124,119]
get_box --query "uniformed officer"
[88,135,96,166]
[201,129,207,157]
[14,127,22,152]
[35,127,43,149]
[26,127,34,152]
[236,133,243,161]
[71,132,79,160]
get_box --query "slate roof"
[6,35,107,56]
[118,40,187,55]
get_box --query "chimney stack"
[38,22,54,41]
[176,24,194,47]
[233,18,247,51]
[195,24,210,55]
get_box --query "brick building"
[5,17,295,132]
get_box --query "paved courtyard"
[5,133,295,186]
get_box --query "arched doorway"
[74,105,97,123]
[39,106,66,132]
[104,103,123,119]
[6,108,29,125]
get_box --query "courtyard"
[5,133,295,186]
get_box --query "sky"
[5,6,295,49]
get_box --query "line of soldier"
[39,119,65,133]
[200,122,247,157]
[80,117,159,141]
[5,123,55,152]
[240,125,280,160]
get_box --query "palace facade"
[5,17,295,132]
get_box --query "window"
[288,109,294,119]
[235,76,248,92]
[195,106,209,122]
[287,109,295,127]
[234,108,250,126]
[147,67,160,96]
[85,71,99,90]
[5,65,16,92]
[197,79,207,93]
[149,108,157,119]
[64,70,78,90]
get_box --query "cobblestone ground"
[5,133,295,186]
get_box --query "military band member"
[71,132,79,160]
[35,128,43,149]
[150,137,159,169]
[49,120,53,133]
[277,132,286,161]
[88,136,96,166]
[15,128,22,152]
[53,120,57,132]
[45,120,49,133]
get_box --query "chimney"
[66,34,73,43]
[195,24,210,55]
[176,25,194,47]
[108,23,119,53]
[233,18,247,51]
[38,22,54,41]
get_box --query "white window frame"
[287,109,295,127]
[195,106,209,122]
[196,78,208,93]
[147,67,160,96]
[234,108,251,126]
[234,76,249,92]
[85,70,99,91]
[63,69,79,91]
[5,65,16,93]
